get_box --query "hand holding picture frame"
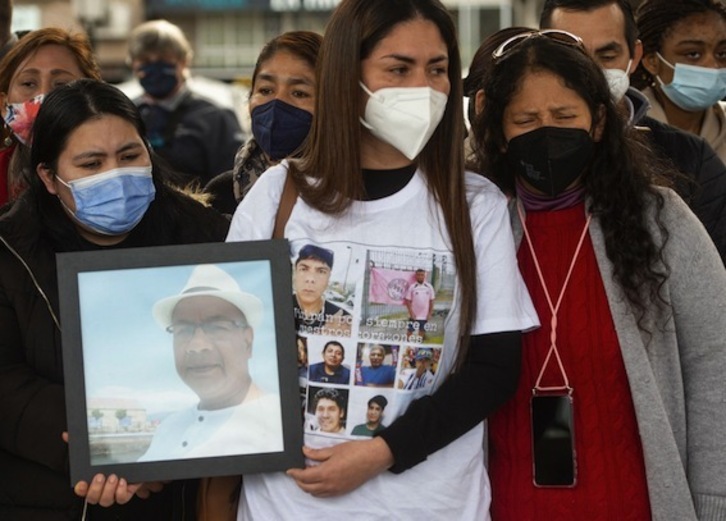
[57,240,303,485]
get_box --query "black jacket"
[628,88,726,263]
[137,89,244,187]
[0,185,228,520]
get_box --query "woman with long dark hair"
[472,30,726,520]
[224,0,537,518]
[76,2,538,516]
[0,79,228,519]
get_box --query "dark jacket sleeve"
[205,106,246,182]
[688,141,726,264]
[378,331,521,473]
[0,197,222,518]
[204,170,238,216]
[0,230,69,476]
[641,116,726,264]
[149,184,231,245]
[0,324,69,474]
[153,94,244,186]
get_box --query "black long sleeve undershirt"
[377,331,522,474]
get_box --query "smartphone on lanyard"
[530,393,577,487]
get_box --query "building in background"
[10,0,646,85]
[12,0,145,82]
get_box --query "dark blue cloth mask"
[139,61,179,99]
[251,99,313,161]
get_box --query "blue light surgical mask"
[57,165,156,235]
[656,52,726,112]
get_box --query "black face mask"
[139,60,179,99]
[505,126,594,197]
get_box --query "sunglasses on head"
[492,30,586,62]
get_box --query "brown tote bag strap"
[197,173,297,520]
[273,172,298,239]
[196,475,242,521]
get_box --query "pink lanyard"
[517,203,592,395]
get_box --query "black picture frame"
[57,239,303,484]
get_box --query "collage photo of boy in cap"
[292,244,353,337]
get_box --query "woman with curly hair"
[471,30,726,520]
[632,0,726,162]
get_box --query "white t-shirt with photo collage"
[226,163,538,521]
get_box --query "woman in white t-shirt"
[226,0,537,519]
[75,0,538,518]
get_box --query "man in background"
[127,20,243,186]
[540,0,726,263]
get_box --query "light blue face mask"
[57,165,156,235]
[656,52,726,112]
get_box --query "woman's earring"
[2,124,13,147]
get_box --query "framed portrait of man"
[57,240,302,484]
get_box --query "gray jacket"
[510,188,726,520]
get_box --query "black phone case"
[530,393,577,487]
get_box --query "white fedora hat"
[152,264,263,329]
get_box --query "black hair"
[632,0,726,88]
[322,340,345,359]
[540,0,638,54]
[313,387,346,411]
[463,26,533,125]
[25,79,226,251]
[295,243,334,268]
[251,31,322,92]
[368,395,388,409]
[473,36,672,322]
[31,80,146,173]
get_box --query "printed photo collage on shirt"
[291,241,455,438]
